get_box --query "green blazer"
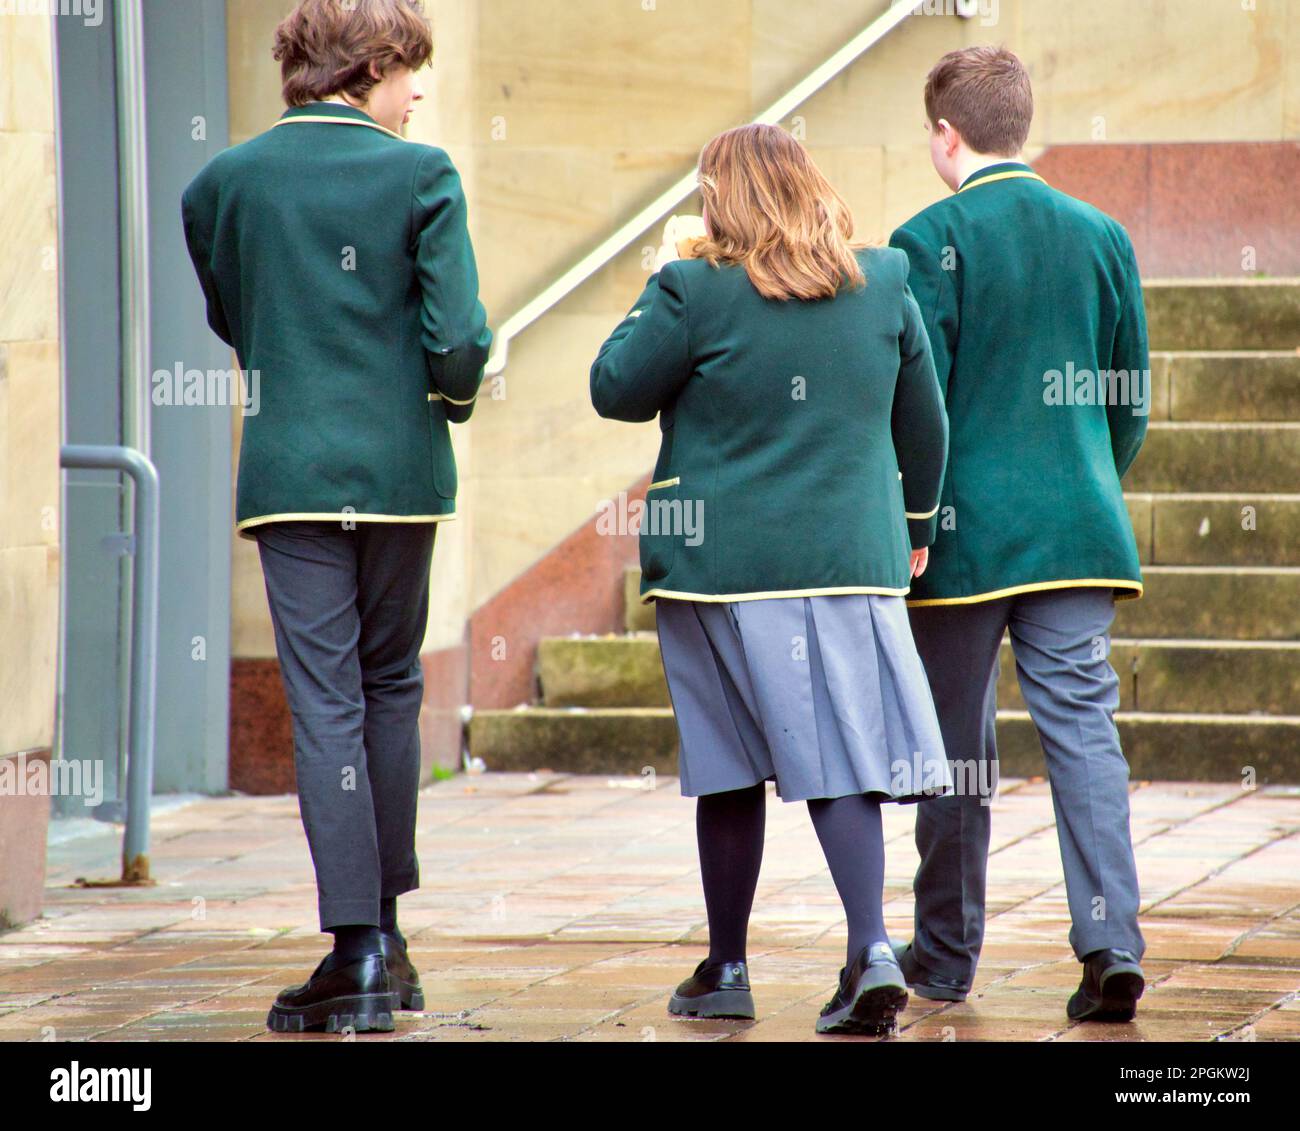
[890,161,1149,606]
[591,246,948,604]
[181,101,492,540]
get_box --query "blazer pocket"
[428,398,458,499]
[640,476,681,583]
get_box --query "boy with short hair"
[889,45,1149,1022]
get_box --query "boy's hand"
[910,547,929,578]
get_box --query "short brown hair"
[693,124,866,303]
[273,0,434,108]
[924,46,1033,156]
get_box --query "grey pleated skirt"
[655,594,952,804]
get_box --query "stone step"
[1115,566,1300,640]
[468,707,678,775]
[1155,351,1300,422]
[1126,494,1300,567]
[627,566,1300,641]
[1124,422,1299,493]
[996,639,1300,716]
[538,634,669,708]
[467,706,1300,784]
[542,632,1297,717]
[1143,279,1300,351]
[994,711,1299,785]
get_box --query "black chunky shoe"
[816,942,908,1036]
[266,952,398,1034]
[668,958,755,1019]
[380,930,425,1011]
[1067,948,1145,1022]
[892,940,970,1003]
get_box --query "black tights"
[697,784,887,967]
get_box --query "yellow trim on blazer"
[236,512,456,541]
[272,115,407,141]
[906,504,941,520]
[648,477,680,490]
[958,170,1047,193]
[642,584,912,605]
[906,577,1144,607]
[428,391,478,406]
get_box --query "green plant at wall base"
[429,766,458,783]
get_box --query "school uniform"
[590,246,952,803]
[182,101,491,930]
[889,161,1148,984]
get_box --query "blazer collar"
[275,101,405,140]
[958,160,1044,192]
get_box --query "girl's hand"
[654,215,708,271]
[910,547,929,578]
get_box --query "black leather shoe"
[891,940,970,1002]
[817,942,908,1036]
[380,930,425,1011]
[266,952,398,1033]
[1068,948,1144,1022]
[668,958,755,1019]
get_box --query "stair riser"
[1115,572,1300,640]
[1161,354,1300,422]
[997,642,1300,716]
[468,711,1299,783]
[545,635,1297,716]
[995,715,1298,784]
[1128,496,1300,567]
[1125,426,1298,493]
[469,712,679,775]
[628,570,1300,641]
[539,638,669,708]
[1144,283,1300,351]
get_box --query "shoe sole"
[893,943,970,1003]
[908,982,968,1003]
[817,975,909,1036]
[266,991,399,1034]
[668,989,755,1020]
[391,975,425,1012]
[1070,964,1145,1023]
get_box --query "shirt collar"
[958,160,1038,191]
[275,101,405,141]
[279,101,379,125]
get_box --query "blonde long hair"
[692,124,867,302]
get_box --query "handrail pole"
[61,444,160,884]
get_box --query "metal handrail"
[60,445,160,885]
[483,0,915,377]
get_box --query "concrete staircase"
[470,279,1300,783]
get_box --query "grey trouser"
[255,520,436,931]
[907,587,1145,985]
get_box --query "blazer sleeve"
[412,146,492,423]
[889,223,959,399]
[589,261,691,423]
[181,180,234,348]
[1106,230,1150,480]
[893,280,950,549]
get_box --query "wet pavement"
[1,773,1296,1042]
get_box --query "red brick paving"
[1,774,1296,1042]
